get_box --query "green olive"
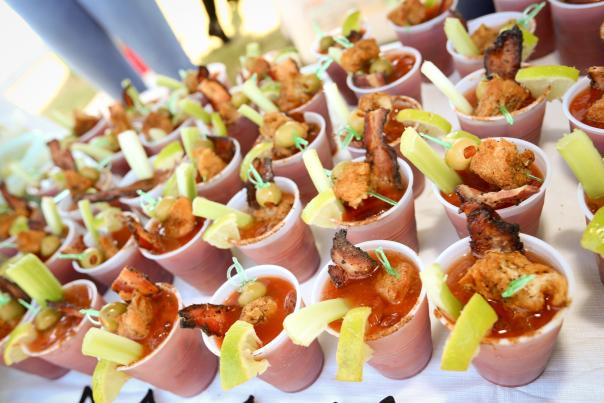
[79,166,100,182]
[34,307,62,331]
[40,235,61,258]
[237,281,267,306]
[300,74,322,94]
[100,302,128,333]
[255,183,282,207]
[369,58,393,76]
[274,121,306,148]
[319,35,336,53]
[80,247,104,268]
[347,109,365,135]
[154,197,176,222]
[231,92,250,109]
[0,299,25,322]
[445,138,478,171]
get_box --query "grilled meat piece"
[0,277,30,302]
[0,184,29,216]
[73,110,101,137]
[141,109,174,139]
[588,66,604,90]
[340,39,381,74]
[468,139,535,189]
[474,76,532,117]
[108,103,132,135]
[484,25,523,80]
[332,161,370,209]
[239,296,277,325]
[363,108,403,194]
[456,184,540,210]
[117,293,153,340]
[461,201,524,258]
[199,78,232,111]
[112,267,160,302]
[387,0,428,26]
[246,157,275,210]
[47,139,77,172]
[328,229,379,288]
[179,303,240,337]
[127,215,162,252]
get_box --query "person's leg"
[78,0,195,79]
[203,0,230,43]
[456,0,495,20]
[5,0,145,99]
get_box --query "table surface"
[1,52,602,403]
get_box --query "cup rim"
[562,76,604,136]
[44,219,79,267]
[346,45,422,95]
[139,216,209,260]
[434,233,575,345]
[577,183,595,221]
[431,136,551,216]
[189,135,242,191]
[310,239,426,339]
[271,112,326,167]
[310,21,369,59]
[548,0,604,9]
[388,0,459,31]
[452,67,547,122]
[139,118,195,150]
[202,264,302,357]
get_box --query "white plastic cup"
[139,118,196,156]
[577,183,604,283]
[562,76,604,155]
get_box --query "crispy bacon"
[47,301,84,318]
[484,25,523,80]
[588,66,604,91]
[141,109,174,139]
[82,170,172,203]
[199,79,232,112]
[126,216,162,251]
[108,103,132,134]
[0,277,30,302]
[73,110,100,137]
[246,157,274,209]
[456,184,540,210]
[179,303,239,336]
[111,267,160,302]
[0,184,29,217]
[363,108,403,195]
[197,65,210,81]
[328,229,379,288]
[47,139,77,172]
[460,201,524,258]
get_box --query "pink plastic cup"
[140,218,233,295]
[108,150,130,177]
[226,115,260,156]
[311,239,432,379]
[291,86,336,154]
[433,137,550,238]
[453,68,547,144]
[549,0,604,73]
[389,0,458,77]
[494,0,556,59]
[0,311,69,379]
[340,157,419,252]
[562,76,604,155]
[23,279,105,375]
[227,177,320,283]
[120,283,217,396]
[446,12,533,78]
[272,112,333,204]
[78,117,109,144]
[73,223,174,288]
[347,95,426,198]
[45,220,86,284]
[140,118,195,156]
[346,45,423,104]
[118,161,165,216]
[577,183,604,283]
[203,265,324,392]
[434,233,575,386]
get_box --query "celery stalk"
[180,127,203,160]
[6,254,63,306]
[421,61,473,115]
[192,197,253,228]
[178,99,211,124]
[82,328,143,366]
[41,197,64,236]
[400,127,462,194]
[117,130,153,180]
[210,112,227,136]
[162,173,179,197]
[237,105,263,127]
[328,47,343,64]
[324,82,349,131]
[283,298,349,346]
[581,207,604,257]
[79,199,100,247]
[71,143,114,162]
[242,75,278,113]
[444,18,480,57]
[303,149,332,193]
[557,129,604,199]
[121,79,148,114]
[155,74,185,90]
[176,162,197,200]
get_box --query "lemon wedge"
[582,207,604,257]
[336,307,372,382]
[91,359,131,403]
[3,322,35,366]
[396,109,452,137]
[202,213,240,249]
[515,66,580,101]
[284,298,350,346]
[301,190,344,229]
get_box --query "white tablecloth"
[1,53,602,403]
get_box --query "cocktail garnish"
[499,105,515,125]
[294,136,309,152]
[502,274,536,298]
[374,247,400,278]
[247,166,269,190]
[227,257,251,289]
[419,133,452,149]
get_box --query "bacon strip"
[47,139,77,172]
[246,157,275,209]
[328,229,379,288]
[484,25,523,80]
[0,183,29,216]
[588,66,604,91]
[111,267,160,302]
[456,184,540,210]
[179,303,239,336]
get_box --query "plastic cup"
[311,239,431,379]
[562,76,604,155]
[272,112,333,204]
[577,183,604,283]
[446,12,532,78]
[340,157,419,252]
[494,0,556,59]
[453,68,547,144]
[227,177,320,283]
[23,279,105,375]
[118,158,166,216]
[78,117,109,144]
[45,219,86,284]
[346,45,423,104]
[549,0,604,73]
[140,218,233,295]
[203,265,324,392]
[120,283,217,396]
[73,220,174,289]
[389,0,459,77]
[346,95,426,198]
[108,150,130,177]
[140,118,195,156]
[226,116,260,156]
[193,137,243,204]
[291,87,337,154]
[433,137,550,238]
[434,233,575,386]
